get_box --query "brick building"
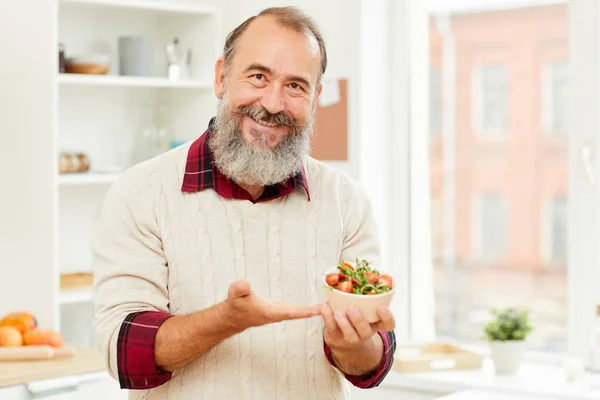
[429,3,568,351]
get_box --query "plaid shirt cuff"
[324,330,396,389]
[117,311,174,390]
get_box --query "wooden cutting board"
[0,346,77,361]
[0,347,105,388]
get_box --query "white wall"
[0,0,58,329]
[220,0,361,179]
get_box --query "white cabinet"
[0,0,222,344]
[55,0,220,347]
[0,373,127,400]
[350,386,443,400]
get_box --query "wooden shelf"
[60,288,93,305]
[59,172,120,186]
[58,74,212,89]
[60,273,94,305]
[59,0,219,16]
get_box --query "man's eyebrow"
[245,63,272,75]
[244,63,312,90]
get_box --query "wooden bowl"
[65,63,109,75]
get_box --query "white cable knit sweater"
[92,143,380,400]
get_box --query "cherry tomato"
[336,281,353,293]
[364,271,379,284]
[378,274,393,289]
[325,274,339,286]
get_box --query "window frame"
[377,0,597,361]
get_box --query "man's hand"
[221,279,322,331]
[156,279,320,372]
[321,302,395,376]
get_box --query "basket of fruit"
[323,259,395,323]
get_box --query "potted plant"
[483,307,533,374]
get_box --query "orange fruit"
[0,312,38,335]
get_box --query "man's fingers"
[229,279,252,299]
[333,310,360,344]
[321,302,339,333]
[346,306,373,340]
[267,302,321,322]
[374,306,396,332]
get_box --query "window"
[431,196,443,262]
[474,194,507,261]
[430,67,442,136]
[543,59,568,137]
[542,196,568,266]
[475,64,508,134]
[428,4,568,354]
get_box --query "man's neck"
[240,184,265,201]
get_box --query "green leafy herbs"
[483,307,533,341]
[325,258,393,295]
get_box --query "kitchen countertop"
[0,348,105,388]
[436,389,550,399]
[382,359,600,399]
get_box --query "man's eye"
[253,74,265,81]
[290,83,303,91]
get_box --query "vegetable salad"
[325,259,393,295]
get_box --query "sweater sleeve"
[339,176,381,265]
[324,330,396,388]
[91,167,172,389]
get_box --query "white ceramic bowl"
[323,267,395,323]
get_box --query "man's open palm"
[224,279,321,330]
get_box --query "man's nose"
[260,84,286,115]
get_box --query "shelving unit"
[55,0,222,347]
[60,288,94,305]
[59,172,120,185]
[58,73,212,89]
[60,0,220,16]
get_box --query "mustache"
[236,105,298,127]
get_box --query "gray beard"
[209,95,313,187]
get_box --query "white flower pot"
[490,340,526,374]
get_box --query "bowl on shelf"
[323,261,395,323]
[65,54,110,75]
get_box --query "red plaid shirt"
[117,120,396,390]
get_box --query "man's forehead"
[234,16,321,79]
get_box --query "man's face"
[209,16,323,187]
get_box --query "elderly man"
[92,6,396,400]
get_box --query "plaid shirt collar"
[181,118,310,202]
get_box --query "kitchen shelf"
[59,0,219,16]
[59,172,120,186]
[58,74,212,89]
[60,287,93,305]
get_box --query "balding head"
[223,7,327,83]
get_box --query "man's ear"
[214,57,227,99]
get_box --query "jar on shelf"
[131,103,173,165]
[58,43,66,73]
